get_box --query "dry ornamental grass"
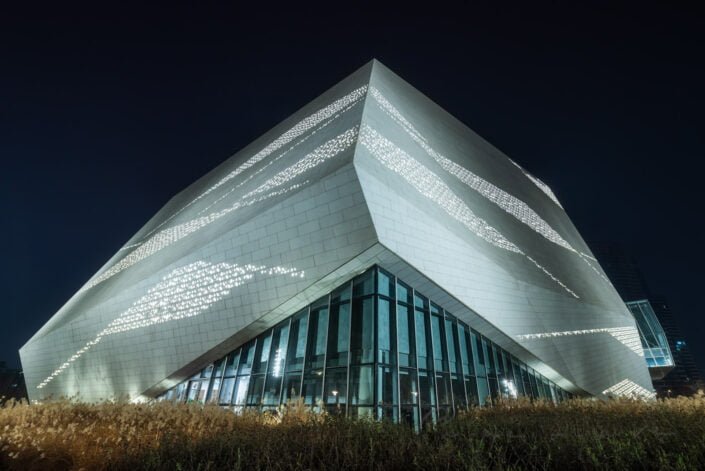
[2,395,705,470]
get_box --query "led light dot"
[359,124,578,299]
[39,261,305,389]
[516,326,644,356]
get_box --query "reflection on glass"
[351,297,374,364]
[349,366,373,405]
[286,310,308,373]
[377,298,395,365]
[220,377,235,404]
[324,368,348,411]
[397,303,416,368]
[160,266,570,425]
[327,303,350,367]
[306,303,329,370]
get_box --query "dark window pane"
[465,376,479,406]
[377,406,398,422]
[397,281,412,305]
[529,370,540,398]
[353,269,374,297]
[482,337,495,376]
[207,378,221,404]
[492,344,503,377]
[459,324,474,376]
[430,302,441,316]
[418,370,436,406]
[187,381,199,402]
[399,369,419,404]
[252,331,272,375]
[212,359,224,379]
[305,305,329,371]
[225,350,240,377]
[446,319,459,374]
[324,368,348,406]
[175,383,187,403]
[476,376,490,406]
[351,297,374,364]
[267,322,290,378]
[400,406,420,431]
[349,406,374,420]
[233,376,250,405]
[377,298,396,365]
[349,365,374,405]
[472,330,486,376]
[302,371,324,407]
[327,303,350,367]
[415,310,434,370]
[438,406,453,421]
[521,365,532,397]
[286,310,308,373]
[331,283,351,304]
[414,293,428,311]
[511,358,525,397]
[436,372,452,406]
[200,364,213,379]
[246,375,265,406]
[421,407,436,430]
[431,314,448,372]
[451,374,466,409]
[282,372,303,401]
[377,268,394,298]
[219,377,235,404]
[377,366,398,406]
[262,377,283,405]
[488,377,500,401]
[397,303,416,368]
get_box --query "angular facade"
[20,60,654,413]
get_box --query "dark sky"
[2,3,704,374]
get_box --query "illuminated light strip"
[243,126,358,199]
[366,87,564,210]
[211,87,366,194]
[81,126,358,293]
[579,251,597,262]
[371,86,572,251]
[516,326,644,356]
[602,379,656,400]
[359,124,578,299]
[507,160,564,209]
[38,261,305,389]
[198,99,363,216]
[578,253,613,285]
[369,87,611,285]
[124,86,369,245]
[79,181,306,292]
[118,242,142,252]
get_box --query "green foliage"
[2,396,705,470]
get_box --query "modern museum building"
[20,60,658,428]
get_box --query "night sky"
[2,4,704,374]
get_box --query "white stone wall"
[20,59,652,402]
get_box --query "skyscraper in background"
[0,361,27,403]
[591,242,704,397]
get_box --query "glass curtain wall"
[627,300,674,368]
[159,266,571,427]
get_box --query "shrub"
[1,396,705,470]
